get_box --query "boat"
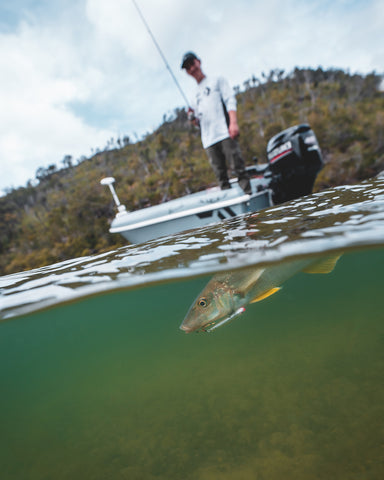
[101,124,324,244]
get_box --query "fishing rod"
[131,0,191,109]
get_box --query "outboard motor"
[266,124,323,204]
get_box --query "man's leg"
[206,142,231,190]
[222,138,252,194]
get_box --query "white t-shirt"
[193,75,237,149]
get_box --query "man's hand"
[228,110,240,139]
[188,108,200,127]
[187,108,195,121]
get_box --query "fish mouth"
[179,318,222,334]
[180,307,246,334]
[179,322,211,334]
[179,324,194,334]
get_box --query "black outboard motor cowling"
[266,124,324,204]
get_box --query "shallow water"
[1,177,384,479]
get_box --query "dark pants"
[206,137,251,194]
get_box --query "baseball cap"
[181,52,198,69]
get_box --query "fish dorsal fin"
[302,255,341,274]
[231,268,265,295]
[250,287,281,303]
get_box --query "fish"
[180,254,340,333]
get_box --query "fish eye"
[198,297,208,308]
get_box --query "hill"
[0,67,383,275]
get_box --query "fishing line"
[131,0,191,109]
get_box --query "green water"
[1,248,383,479]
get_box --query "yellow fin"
[250,287,281,303]
[302,255,341,274]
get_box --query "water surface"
[0,177,383,479]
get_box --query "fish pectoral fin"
[250,287,281,303]
[302,254,341,274]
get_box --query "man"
[181,52,251,194]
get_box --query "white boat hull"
[109,178,271,244]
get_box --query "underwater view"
[1,176,384,479]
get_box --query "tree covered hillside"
[0,68,383,275]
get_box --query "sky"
[0,0,383,194]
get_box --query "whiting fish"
[180,254,340,333]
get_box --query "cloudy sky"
[0,0,383,194]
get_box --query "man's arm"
[219,76,239,139]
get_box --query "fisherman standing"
[181,52,251,194]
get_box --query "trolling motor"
[100,177,128,216]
